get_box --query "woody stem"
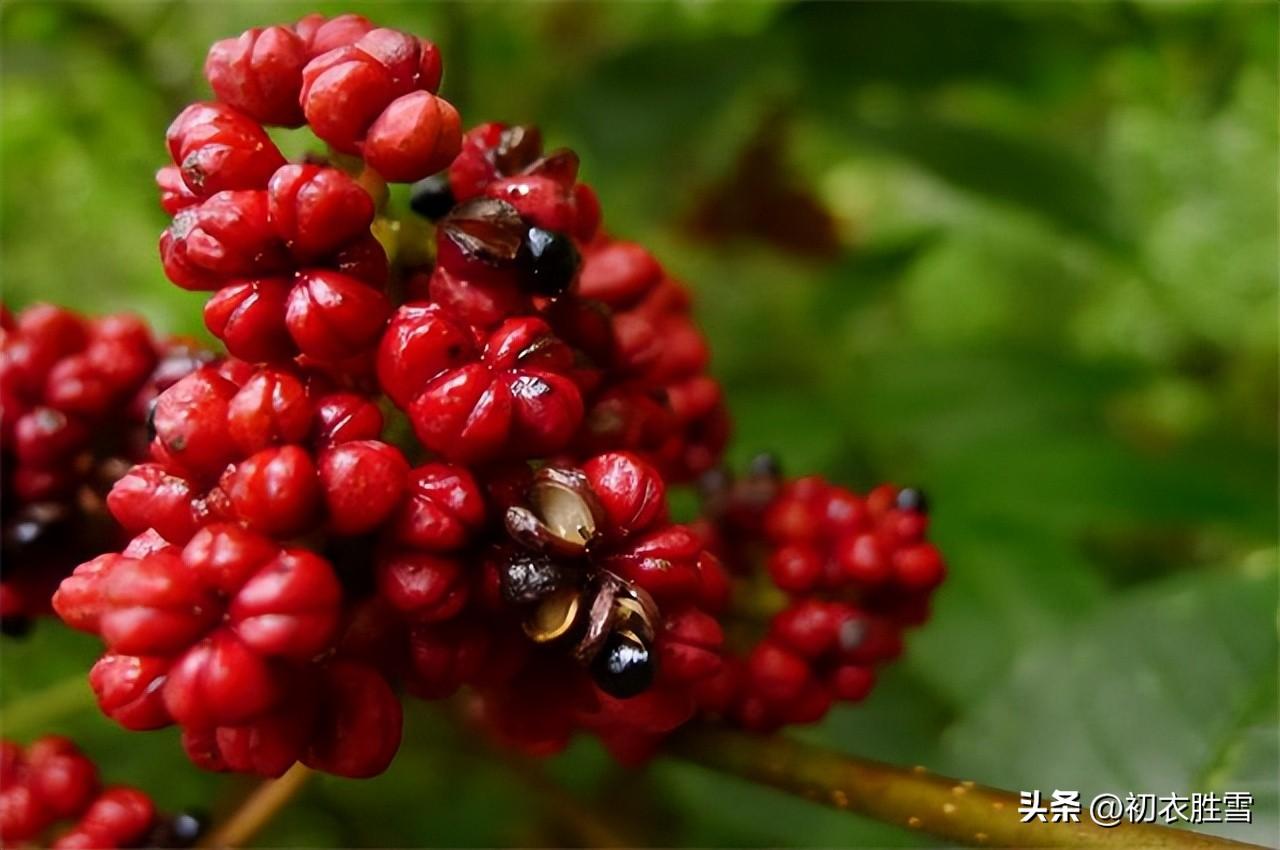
[668,727,1264,850]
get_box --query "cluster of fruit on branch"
[0,737,202,849]
[0,10,946,810]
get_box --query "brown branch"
[670,727,1265,849]
[199,763,312,849]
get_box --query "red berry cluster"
[400,122,726,482]
[0,736,202,849]
[55,360,408,778]
[694,464,945,732]
[399,451,729,763]
[0,304,208,632]
[40,12,949,780]
[160,12,462,367]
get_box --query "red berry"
[304,662,402,778]
[582,452,666,538]
[893,543,946,590]
[150,369,239,480]
[205,26,308,126]
[376,303,475,409]
[161,191,288,290]
[98,551,220,656]
[267,164,375,260]
[317,440,408,535]
[285,270,390,362]
[300,46,396,153]
[165,102,285,195]
[767,543,823,594]
[75,787,155,847]
[225,368,312,453]
[578,241,662,309]
[295,14,375,57]
[163,630,281,728]
[830,664,876,702]
[835,532,892,586]
[362,91,461,182]
[311,392,383,446]
[391,463,486,550]
[377,551,468,622]
[214,701,316,777]
[228,549,342,658]
[746,642,810,706]
[107,464,202,544]
[26,740,98,820]
[224,446,320,536]
[89,654,172,731]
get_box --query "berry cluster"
[39,11,948,780]
[160,12,462,368]
[56,361,407,778]
[0,304,208,633]
[399,451,729,762]
[694,462,945,732]
[0,736,202,849]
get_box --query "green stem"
[669,727,1264,849]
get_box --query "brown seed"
[521,148,579,185]
[529,467,601,548]
[439,198,524,264]
[494,125,543,174]
[524,586,582,643]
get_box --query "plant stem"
[669,727,1265,849]
[200,763,312,849]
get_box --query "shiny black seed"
[895,487,928,514]
[1,617,32,638]
[518,227,579,296]
[409,173,455,221]
[590,631,655,699]
[146,810,207,848]
[500,552,576,605]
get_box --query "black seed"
[747,452,781,479]
[145,398,159,442]
[518,227,579,296]
[409,173,455,221]
[590,631,655,699]
[1,617,32,638]
[146,810,207,848]
[895,487,928,514]
[3,503,72,556]
[500,552,576,605]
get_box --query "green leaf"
[940,565,1279,846]
[842,116,1131,253]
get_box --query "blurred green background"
[2,1,1277,846]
